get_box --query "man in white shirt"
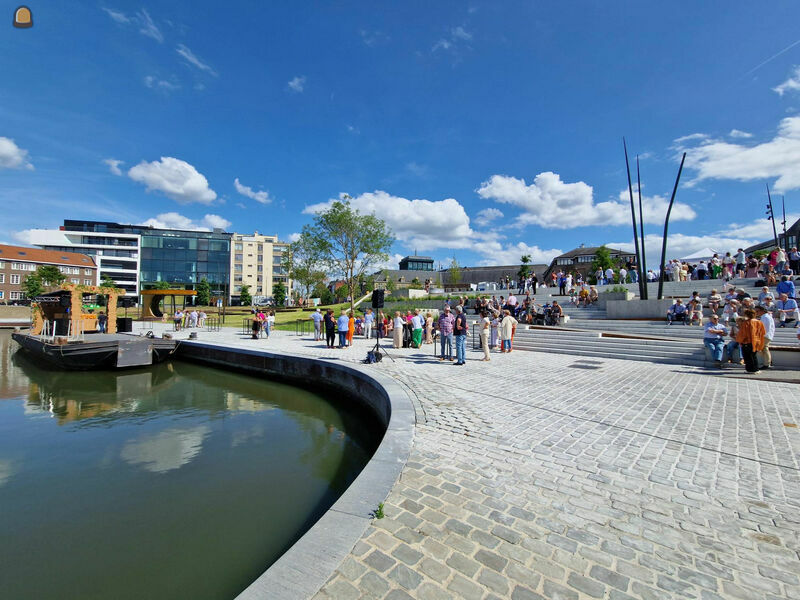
[605,267,614,285]
[411,309,424,348]
[756,306,775,369]
[311,308,323,341]
[363,308,375,339]
[776,293,800,327]
[619,267,627,283]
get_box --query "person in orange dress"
[736,308,765,373]
[347,311,355,347]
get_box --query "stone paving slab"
[147,325,800,599]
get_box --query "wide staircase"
[495,277,796,367]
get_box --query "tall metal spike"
[658,153,686,299]
[636,156,647,299]
[624,138,643,298]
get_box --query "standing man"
[364,308,374,339]
[97,311,107,334]
[531,272,538,294]
[756,306,775,369]
[453,305,468,365]
[735,248,746,279]
[438,306,455,361]
[311,308,323,341]
[605,266,615,286]
[619,266,628,284]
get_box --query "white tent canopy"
[677,248,720,263]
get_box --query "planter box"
[597,291,635,308]
[606,298,676,319]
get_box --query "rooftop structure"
[0,244,96,303]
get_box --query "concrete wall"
[174,342,415,600]
[0,306,30,318]
[389,288,429,300]
[606,298,676,319]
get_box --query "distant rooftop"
[0,243,95,266]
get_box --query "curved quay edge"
[175,342,416,600]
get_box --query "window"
[577,256,593,263]
[235,254,243,261]
[0,274,4,283]
[0,261,4,268]
[85,268,92,275]
[0,291,3,299]
[71,278,79,284]
[84,279,92,285]
[235,243,243,251]
[10,291,23,300]
[10,274,20,284]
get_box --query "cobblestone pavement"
[174,326,800,599]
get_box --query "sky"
[2,2,800,270]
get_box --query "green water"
[0,331,380,600]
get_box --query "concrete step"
[510,341,709,367]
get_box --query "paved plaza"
[168,325,800,599]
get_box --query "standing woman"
[267,310,275,338]
[479,310,491,361]
[347,310,355,348]
[500,309,518,353]
[490,310,500,349]
[736,308,765,373]
[392,311,404,349]
[324,309,336,348]
[425,312,434,344]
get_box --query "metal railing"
[205,317,221,332]
[294,319,310,336]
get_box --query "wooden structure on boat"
[31,283,125,336]
[139,289,196,320]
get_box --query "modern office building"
[0,244,97,303]
[230,232,291,303]
[31,220,232,299]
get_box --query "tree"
[284,234,327,300]
[240,284,252,306]
[448,257,461,285]
[302,199,394,313]
[591,246,614,273]
[311,282,335,305]
[21,265,67,299]
[382,270,396,292]
[154,280,171,290]
[518,254,532,281]
[196,278,211,306]
[273,281,287,306]
[410,277,423,289]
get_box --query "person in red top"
[736,308,766,373]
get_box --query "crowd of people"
[172,309,209,331]
[249,309,276,339]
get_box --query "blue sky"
[2,1,800,269]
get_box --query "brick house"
[0,244,97,303]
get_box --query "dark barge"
[11,333,177,370]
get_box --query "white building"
[27,227,141,296]
[230,232,291,303]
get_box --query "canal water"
[0,331,381,600]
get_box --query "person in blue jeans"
[336,311,350,348]
[453,305,468,365]
[703,314,728,367]
[438,306,455,361]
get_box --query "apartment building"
[230,232,292,303]
[27,222,141,295]
[0,244,97,303]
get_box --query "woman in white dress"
[490,311,500,349]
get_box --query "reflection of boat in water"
[12,351,179,424]
[11,332,176,370]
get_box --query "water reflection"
[121,425,211,473]
[0,331,382,600]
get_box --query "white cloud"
[433,26,472,52]
[136,9,163,43]
[121,426,210,473]
[774,66,800,96]
[288,232,301,243]
[304,191,477,252]
[405,162,428,177]
[729,129,753,139]
[678,116,800,191]
[474,207,504,227]
[176,44,217,76]
[0,137,33,170]
[128,157,217,204]
[722,213,800,240]
[346,124,360,134]
[143,75,180,92]
[140,212,231,231]
[476,171,696,229]
[12,229,35,244]
[673,133,709,144]
[611,232,759,264]
[476,242,563,266]
[103,158,124,175]
[234,177,272,204]
[102,7,129,23]
[287,76,306,93]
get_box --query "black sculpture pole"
[636,156,648,299]
[782,195,788,252]
[658,152,686,300]
[766,184,779,248]
[624,138,644,298]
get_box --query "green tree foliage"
[154,281,171,290]
[22,265,67,299]
[518,254,532,281]
[273,281,287,307]
[284,235,327,300]
[196,278,211,306]
[410,277,423,289]
[311,283,335,305]
[591,246,615,273]
[239,284,252,306]
[448,257,461,285]
[301,198,394,313]
[382,270,395,292]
